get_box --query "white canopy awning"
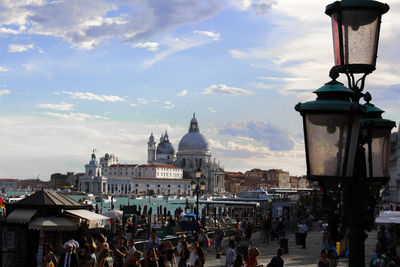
[375,211,400,224]
[64,209,109,228]
[7,208,38,223]
[29,216,78,231]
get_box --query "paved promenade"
[204,229,378,267]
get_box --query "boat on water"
[78,197,92,205]
[7,195,25,203]
[95,195,113,203]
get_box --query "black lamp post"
[295,1,395,266]
[191,168,206,228]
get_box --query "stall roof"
[199,200,260,207]
[7,208,38,223]
[29,216,78,231]
[64,209,109,228]
[15,190,81,207]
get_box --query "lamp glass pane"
[341,9,380,66]
[306,113,359,177]
[200,182,206,191]
[365,129,391,177]
[331,13,342,66]
[191,182,196,190]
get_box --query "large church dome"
[178,114,209,151]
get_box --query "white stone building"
[79,114,224,195]
[79,152,108,195]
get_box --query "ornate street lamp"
[296,0,395,266]
[192,168,206,229]
[326,0,389,100]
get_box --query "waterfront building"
[0,179,19,191]
[50,172,83,188]
[224,172,245,195]
[389,124,400,201]
[79,114,220,195]
[79,152,108,195]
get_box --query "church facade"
[147,114,225,193]
[79,114,224,195]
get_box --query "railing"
[133,227,234,253]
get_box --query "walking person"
[299,221,308,249]
[164,241,177,267]
[60,243,79,267]
[226,240,236,267]
[215,224,225,258]
[189,242,199,267]
[178,241,190,267]
[42,244,58,267]
[245,221,253,243]
[113,237,128,267]
[263,216,272,244]
[194,247,205,267]
[197,229,209,254]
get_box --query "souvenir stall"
[1,190,108,267]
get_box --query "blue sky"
[0,0,399,180]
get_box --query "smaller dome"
[157,141,175,155]
[149,133,155,143]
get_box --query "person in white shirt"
[299,221,308,249]
[226,240,236,267]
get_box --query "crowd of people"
[369,224,400,267]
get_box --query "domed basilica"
[148,114,225,193]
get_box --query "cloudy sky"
[0,0,399,180]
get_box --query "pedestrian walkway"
[204,229,378,266]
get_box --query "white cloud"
[229,0,275,15]
[177,90,188,96]
[8,43,34,53]
[36,102,75,111]
[0,89,11,99]
[60,91,125,102]
[194,30,220,40]
[142,30,220,68]
[42,112,107,121]
[164,101,175,109]
[137,98,148,105]
[0,0,223,49]
[0,66,8,72]
[202,84,253,95]
[0,115,187,179]
[133,42,160,51]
